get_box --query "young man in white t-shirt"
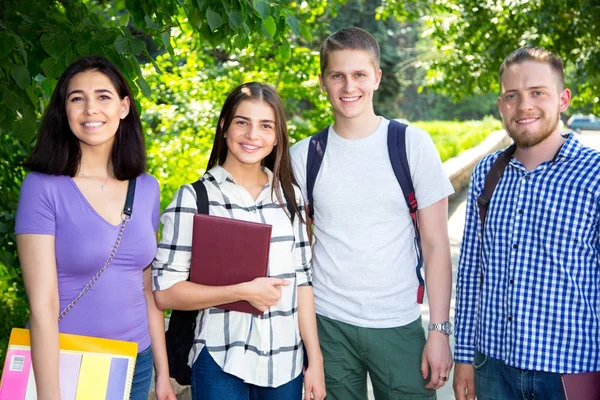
[290,27,454,399]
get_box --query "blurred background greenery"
[1,0,598,368]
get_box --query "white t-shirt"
[290,118,454,328]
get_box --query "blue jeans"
[191,347,303,400]
[473,350,563,399]
[130,345,153,400]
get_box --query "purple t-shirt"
[15,172,159,350]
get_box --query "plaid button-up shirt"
[455,134,600,373]
[152,166,312,387]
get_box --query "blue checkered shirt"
[455,134,600,373]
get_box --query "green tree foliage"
[380,0,600,114]
[141,24,332,211]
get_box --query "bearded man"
[453,46,600,400]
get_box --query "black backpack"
[306,120,426,303]
[165,178,295,385]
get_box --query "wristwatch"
[428,321,453,336]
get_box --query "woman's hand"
[154,373,177,400]
[242,277,289,312]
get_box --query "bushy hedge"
[415,116,503,162]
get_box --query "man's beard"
[504,108,560,148]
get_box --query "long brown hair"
[206,82,303,222]
[25,56,146,180]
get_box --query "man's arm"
[419,197,454,391]
[452,169,485,400]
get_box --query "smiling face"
[319,49,382,122]
[65,70,130,151]
[498,61,570,148]
[221,100,278,170]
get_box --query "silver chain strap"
[58,214,131,322]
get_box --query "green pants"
[317,314,436,400]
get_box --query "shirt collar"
[207,165,274,188]
[556,132,583,160]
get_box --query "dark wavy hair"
[25,56,146,180]
[206,82,303,221]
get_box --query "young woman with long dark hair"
[152,82,325,400]
[15,56,176,400]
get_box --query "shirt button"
[508,316,513,321]
[509,279,514,284]
[518,209,523,215]
[512,244,518,249]
[525,175,530,181]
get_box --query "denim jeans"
[130,345,153,400]
[191,347,303,400]
[473,350,563,399]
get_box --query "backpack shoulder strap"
[306,127,330,219]
[387,120,416,212]
[477,144,516,229]
[191,179,209,215]
[387,120,426,304]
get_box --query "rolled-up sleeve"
[152,184,197,291]
[293,189,312,287]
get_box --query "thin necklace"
[79,172,110,192]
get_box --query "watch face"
[442,321,453,335]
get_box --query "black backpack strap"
[387,120,425,304]
[306,127,330,220]
[166,179,207,386]
[477,144,516,229]
[191,179,209,215]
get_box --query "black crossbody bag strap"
[58,178,136,321]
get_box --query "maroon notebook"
[561,371,600,400]
[190,213,272,315]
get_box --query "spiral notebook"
[0,328,137,400]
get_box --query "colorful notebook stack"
[0,328,137,400]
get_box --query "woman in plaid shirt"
[152,82,325,400]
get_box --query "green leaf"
[26,87,37,108]
[0,34,17,58]
[119,13,130,27]
[10,64,29,90]
[227,11,243,30]
[136,77,151,97]
[2,91,24,113]
[276,43,292,63]
[286,15,301,36]
[206,9,223,31]
[262,16,276,38]
[161,31,175,59]
[160,31,171,48]
[145,15,161,30]
[93,29,119,45]
[41,57,62,79]
[254,0,270,19]
[300,25,312,43]
[40,32,69,58]
[114,35,146,56]
[12,117,36,143]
